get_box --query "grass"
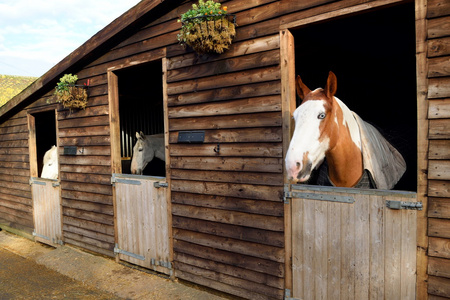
[0,74,37,107]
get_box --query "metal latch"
[153,182,168,188]
[386,200,422,210]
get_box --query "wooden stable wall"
[0,0,449,299]
[426,0,450,298]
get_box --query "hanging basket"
[55,85,89,110]
[179,14,236,54]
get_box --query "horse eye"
[138,147,143,152]
[318,113,326,119]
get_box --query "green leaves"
[55,73,78,93]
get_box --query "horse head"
[131,131,154,175]
[41,145,58,179]
[285,71,363,186]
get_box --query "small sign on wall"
[63,146,77,155]
[177,131,205,143]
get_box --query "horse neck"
[325,98,363,187]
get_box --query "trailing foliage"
[178,0,235,54]
[54,73,88,110]
[0,74,37,107]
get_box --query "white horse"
[130,132,165,175]
[41,145,58,179]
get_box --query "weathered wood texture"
[0,0,448,299]
[31,178,62,246]
[115,175,171,275]
[0,111,32,234]
[291,186,417,300]
[427,0,450,298]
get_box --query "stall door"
[31,177,62,246]
[289,185,418,300]
[113,174,171,275]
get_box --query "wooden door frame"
[280,0,428,297]
[107,49,174,275]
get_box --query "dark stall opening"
[292,3,417,191]
[116,60,165,177]
[33,110,57,178]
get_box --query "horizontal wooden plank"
[428,275,450,298]
[0,197,32,214]
[167,34,280,70]
[0,124,28,135]
[58,125,110,137]
[170,156,282,173]
[61,190,112,204]
[429,99,450,118]
[170,143,282,158]
[0,167,29,177]
[172,203,284,232]
[58,136,110,147]
[429,119,450,139]
[0,186,31,199]
[169,95,281,119]
[60,172,111,185]
[63,224,114,244]
[0,190,32,207]
[175,251,284,290]
[0,139,28,148]
[61,181,112,196]
[429,217,450,238]
[63,231,113,253]
[429,180,450,198]
[59,155,111,166]
[429,37,450,58]
[427,0,450,18]
[58,115,110,128]
[0,154,29,163]
[174,228,284,263]
[171,192,283,217]
[60,164,111,175]
[176,261,284,299]
[63,207,114,226]
[171,180,283,202]
[429,77,450,99]
[430,140,450,159]
[62,198,113,216]
[167,49,280,83]
[63,236,113,257]
[429,197,450,219]
[63,215,114,236]
[171,169,283,186]
[173,216,284,248]
[58,105,109,120]
[175,267,277,300]
[174,239,284,277]
[167,65,280,96]
[169,112,282,131]
[429,57,450,78]
[429,237,450,259]
[429,160,450,180]
[170,127,282,144]
[58,146,111,156]
[0,209,33,228]
[429,256,450,279]
[428,15,450,39]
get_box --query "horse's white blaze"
[335,97,361,150]
[286,100,329,182]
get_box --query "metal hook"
[214,144,220,153]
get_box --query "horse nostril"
[296,162,301,168]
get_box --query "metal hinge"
[114,244,145,261]
[284,191,354,204]
[386,200,423,210]
[151,258,172,269]
[284,289,301,300]
[111,175,141,186]
[153,181,168,188]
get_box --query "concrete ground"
[0,229,229,299]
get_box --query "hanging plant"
[54,74,89,110]
[178,0,236,54]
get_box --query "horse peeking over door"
[131,131,165,175]
[285,71,406,189]
[41,145,58,179]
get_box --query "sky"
[0,0,142,77]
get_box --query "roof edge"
[0,0,166,121]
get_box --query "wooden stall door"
[31,177,63,246]
[113,174,171,275]
[290,185,418,300]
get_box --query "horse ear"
[295,75,311,100]
[325,71,337,99]
[140,131,146,140]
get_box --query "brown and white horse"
[285,71,406,189]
